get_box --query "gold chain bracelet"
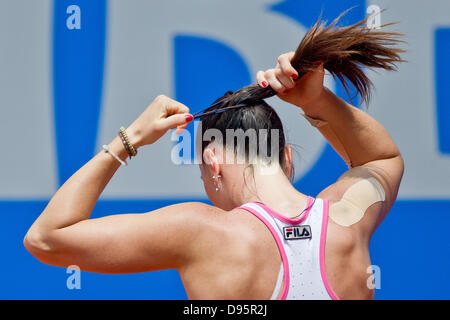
[118,126,138,159]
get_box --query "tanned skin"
[24,53,403,300]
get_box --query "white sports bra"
[238,197,339,300]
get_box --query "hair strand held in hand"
[217,8,405,107]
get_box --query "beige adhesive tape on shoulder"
[329,177,386,227]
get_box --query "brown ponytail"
[216,8,405,107]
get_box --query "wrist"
[125,125,143,149]
[107,136,130,161]
[104,126,142,164]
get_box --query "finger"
[163,113,193,130]
[275,68,296,90]
[278,53,298,79]
[165,98,190,117]
[256,70,269,88]
[265,69,286,93]
[175,123,189,135]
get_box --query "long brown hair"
[212,9,405,107]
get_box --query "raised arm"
[23,95,209,273]
[257,53,404,237]
[308,87,403,235]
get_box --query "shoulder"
[168,203,259,271]
[172,203,262,251]
[317,157,404,238]
[318,157,403,218]
[155,201,227,231]
[160,202,274,253]
[141,202,237,266]
[157,201,243,243]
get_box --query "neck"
[231,163,308,213]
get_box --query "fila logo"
[284,226,312,240]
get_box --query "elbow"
[23,230,54,258]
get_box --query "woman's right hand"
[256,52,326,109]
[127,95,193,148]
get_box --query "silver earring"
[212,175,221,192]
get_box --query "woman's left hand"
[256,52,325,110]
[127,95,193,148]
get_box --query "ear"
[203,147,221,180]
[283,145,293,180]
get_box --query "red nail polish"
[262,81,268,87]
[292,74,298,79]
[185,114,194,122]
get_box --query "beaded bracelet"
[118,126,138,159]
[118,132,132,157]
